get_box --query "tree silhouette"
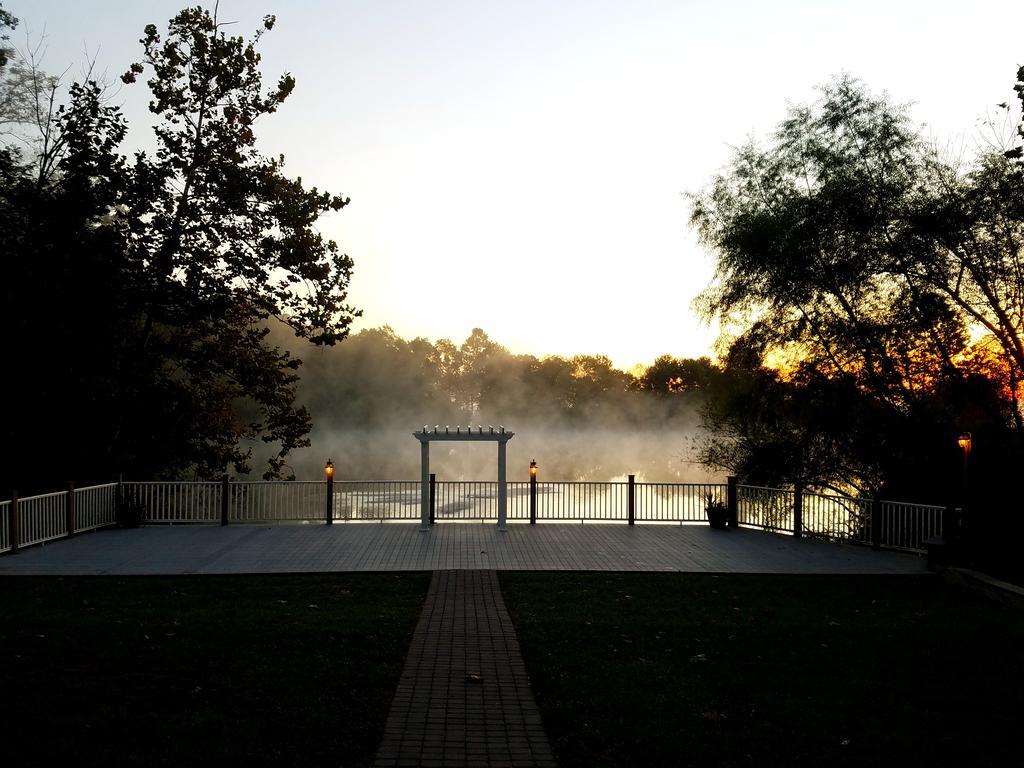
[0,3,14,68]
[111,6,359,477]
[690,75,1023,501]
[1,6,359,491]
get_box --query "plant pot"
[116,490,145,528]
[707,506,729,529]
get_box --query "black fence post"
[627,474,636,526]
[529,470,537,525]
[871,498,882,550]
[325,472,334,525]
[792,481,803,539]
[727,476,738,528]
[429,473,436,525]
[220,475,230,527]
[66,481,76,538]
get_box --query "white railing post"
[66,481,76,539]
[10,491,19,553]
[497,441,507,531]
[420,441,430,530]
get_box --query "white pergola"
[413,426,515,531]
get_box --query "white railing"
[124,482,223,523]
[434,480,503,521]
[16,491,70,548]
[802,492,872,543]
[0,499,10,552]
[737,485,946,551]
[0,482,119,553]
[233,481,325,522]
[73,483,119,533]
[119,480,728,525]
[879,500,945,552]
[738,485,795,532]
[524,481,628,522]
[1,478,951,556]
[336,481,419,522]
[636,482,726,523]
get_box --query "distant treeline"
[268,324,718,482]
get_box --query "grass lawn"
[501,572,1024,768]
[0,573,430,768]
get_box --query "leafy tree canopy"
[0,3,14,68]
[690,74,1024,499]
[0,5,358,491]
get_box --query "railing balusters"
[0,479,947,555]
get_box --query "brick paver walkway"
[374,570,555,768]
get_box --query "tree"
[105,6,360,478]
[1005,64,1024,160]
[635,355,718,394]
[0,3,14,68]
[0,5,68,179]
[908,150,1024,435]
[692,77,960,410]
[1,79,140,492]
[689,75,1023,495]
[0,5,359,490]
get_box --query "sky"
[6,0,1024,369]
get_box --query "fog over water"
[296,425,718,484]
[263,325,721,483]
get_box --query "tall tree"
[1,79,138,492]
[691,77,962,411]
[689,75,1023,493]
[1,6,359,491]
[109,6,360,478]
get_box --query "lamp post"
[529,460,538,525]
[957,433,971,538]
[957,432,971,500]
[325,459,335,525]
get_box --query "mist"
[260,324,722,483]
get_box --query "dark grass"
[0,573,430,768]
[500,572,1024,768]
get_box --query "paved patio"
[0,523,927,575]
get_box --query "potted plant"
[705,493,729,529]
[115,486,145,528]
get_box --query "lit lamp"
[324,459,335,525]
[957,433,971,535]
[529,460,538,525]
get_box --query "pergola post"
[420,440,430,530]
[497,440,507,531]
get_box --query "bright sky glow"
[8,0,1024,368]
